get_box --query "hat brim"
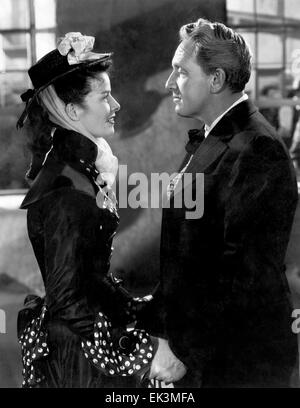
[17,53,112,129]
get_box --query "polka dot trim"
[81,311,154,377]
[19,305,49,388]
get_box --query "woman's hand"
[149,337,187,384]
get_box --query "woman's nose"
[110,96,121,112]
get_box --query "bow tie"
[185,127,205,154]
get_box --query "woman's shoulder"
[61,164,96,198]
[20,158,97,210]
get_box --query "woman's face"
[75,72,120,139]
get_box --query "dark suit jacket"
[156,100,298,387]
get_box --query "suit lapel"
[170,99,258,202]
[185,134,228,175]
[169,135,228,205]
[185,99,258,175]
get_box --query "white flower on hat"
[57,32,109,65]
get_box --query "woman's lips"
[107,116,115,124]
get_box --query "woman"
[16,32,157,388]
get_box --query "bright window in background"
[0,33,31,70]
[285,0,300,20]
[34,0,56,29]
[227,0,300,99]
[227,0,254,14]
[36,33,56,60]
[286,34,300,73]
[0,0,30,29]
[0,0,56,107]
[256,0,279,16]
[257,32,283,68]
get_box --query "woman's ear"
[210,68,226,94]
[65,103,80,121]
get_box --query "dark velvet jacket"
[20,129,129,340]
[150,100,298,387]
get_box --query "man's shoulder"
[227,111,284,155]
[211,99,280,153]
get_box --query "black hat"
[17,33,112,128]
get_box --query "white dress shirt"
[167,93,248,199]
[204,93,248,138]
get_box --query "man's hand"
[149,337,187,383]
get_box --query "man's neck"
[201,92,245,127]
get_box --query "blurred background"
[0,0,300,387]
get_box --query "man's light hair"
[179,18,252,93]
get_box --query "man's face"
[165,39,212,121]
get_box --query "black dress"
[18,128,152,388]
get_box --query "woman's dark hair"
[53,60,111,106]
[25,60,111,179]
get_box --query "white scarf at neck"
[39,85,118,188]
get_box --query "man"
[147,18,299,387]
[259,84,281,131]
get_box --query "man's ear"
[65,103,80,121]
[210,68,226,94]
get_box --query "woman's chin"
[94,129,115,139]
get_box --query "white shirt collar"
[204,94,248,138]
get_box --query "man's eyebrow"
[173,63,187,71]
[101,90,111,94]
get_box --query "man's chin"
[175,108,191,119]
[174,105,184,115]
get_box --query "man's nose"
[110,96,121,112]
[165,70,176,91]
